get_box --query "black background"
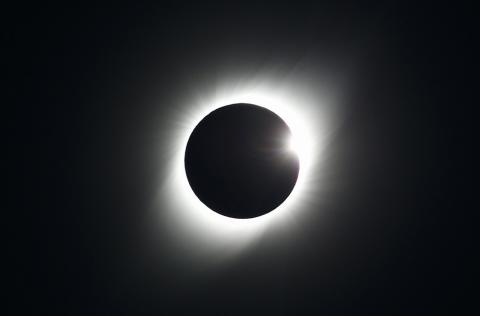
[11,1,474,315]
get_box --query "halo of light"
[151,67,341,264]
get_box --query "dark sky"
[12,1,474,315]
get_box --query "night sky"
[12,1,474,315]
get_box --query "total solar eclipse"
[184,103,300,219]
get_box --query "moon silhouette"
[185,103,299,219]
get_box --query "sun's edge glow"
[154,75,337,261]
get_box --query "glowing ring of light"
[154,73,338,261]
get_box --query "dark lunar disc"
[184,103,299,219]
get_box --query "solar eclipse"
[185,103,299,219]
[21,3,462,313]
[154,70,340,263]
